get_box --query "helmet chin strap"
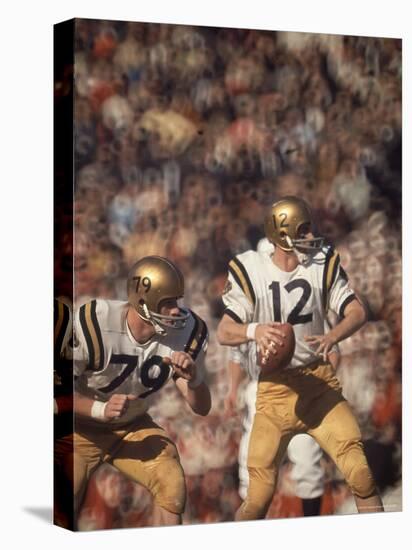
[140,303,190,336]
[294,249,311,265]
[141,303,167,336]
[285,235,324,265]
[285,236,311,265]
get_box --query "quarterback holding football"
[217,196,384,519]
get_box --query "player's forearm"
[74,392,111,421]
[217,317,249,346]
[177,379,211,416]
[74,391,96,417]
[228,360,246,395]
[188,383,212,416]
[329,301,367,345]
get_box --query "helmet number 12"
[274,212,289,229]
[269,279,313,325]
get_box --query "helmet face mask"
[141,300,189,333]
[264,196,324,263]
[288,227,325,252]
[127,256,190,335]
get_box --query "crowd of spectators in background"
[56,20,402,529]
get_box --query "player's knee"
[248,444,275,471]
[348,462,376,498]
[151,459,186,515]
[338,443,376,499]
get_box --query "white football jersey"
[223,246,356,369]
[74,299,208,425]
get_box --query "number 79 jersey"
[222,246,356,369]
[73,299,208,425]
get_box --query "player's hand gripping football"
[166,351,196,382]
[255,323,286,364]
[104,393,137,419]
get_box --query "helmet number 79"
[132,276,152,293]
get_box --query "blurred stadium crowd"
[56,20,402,529]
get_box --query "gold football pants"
[55,414,186,515]
[238,363,376,520]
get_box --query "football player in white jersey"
[217,196,383,520]
[55,256,211,528]
[225,239,327,516]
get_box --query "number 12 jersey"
[222,246,356,370]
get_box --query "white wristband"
[91,400,107,420]
[246,323,258,341]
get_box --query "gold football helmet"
[264,196,324,261]
[127,256,189,335]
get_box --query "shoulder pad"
[322,248,341,310]
[184,310,208,360]
[78,299,106,371]
[228,251,257,306]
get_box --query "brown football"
[257,323,296,371]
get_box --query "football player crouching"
[55,256,211,529]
